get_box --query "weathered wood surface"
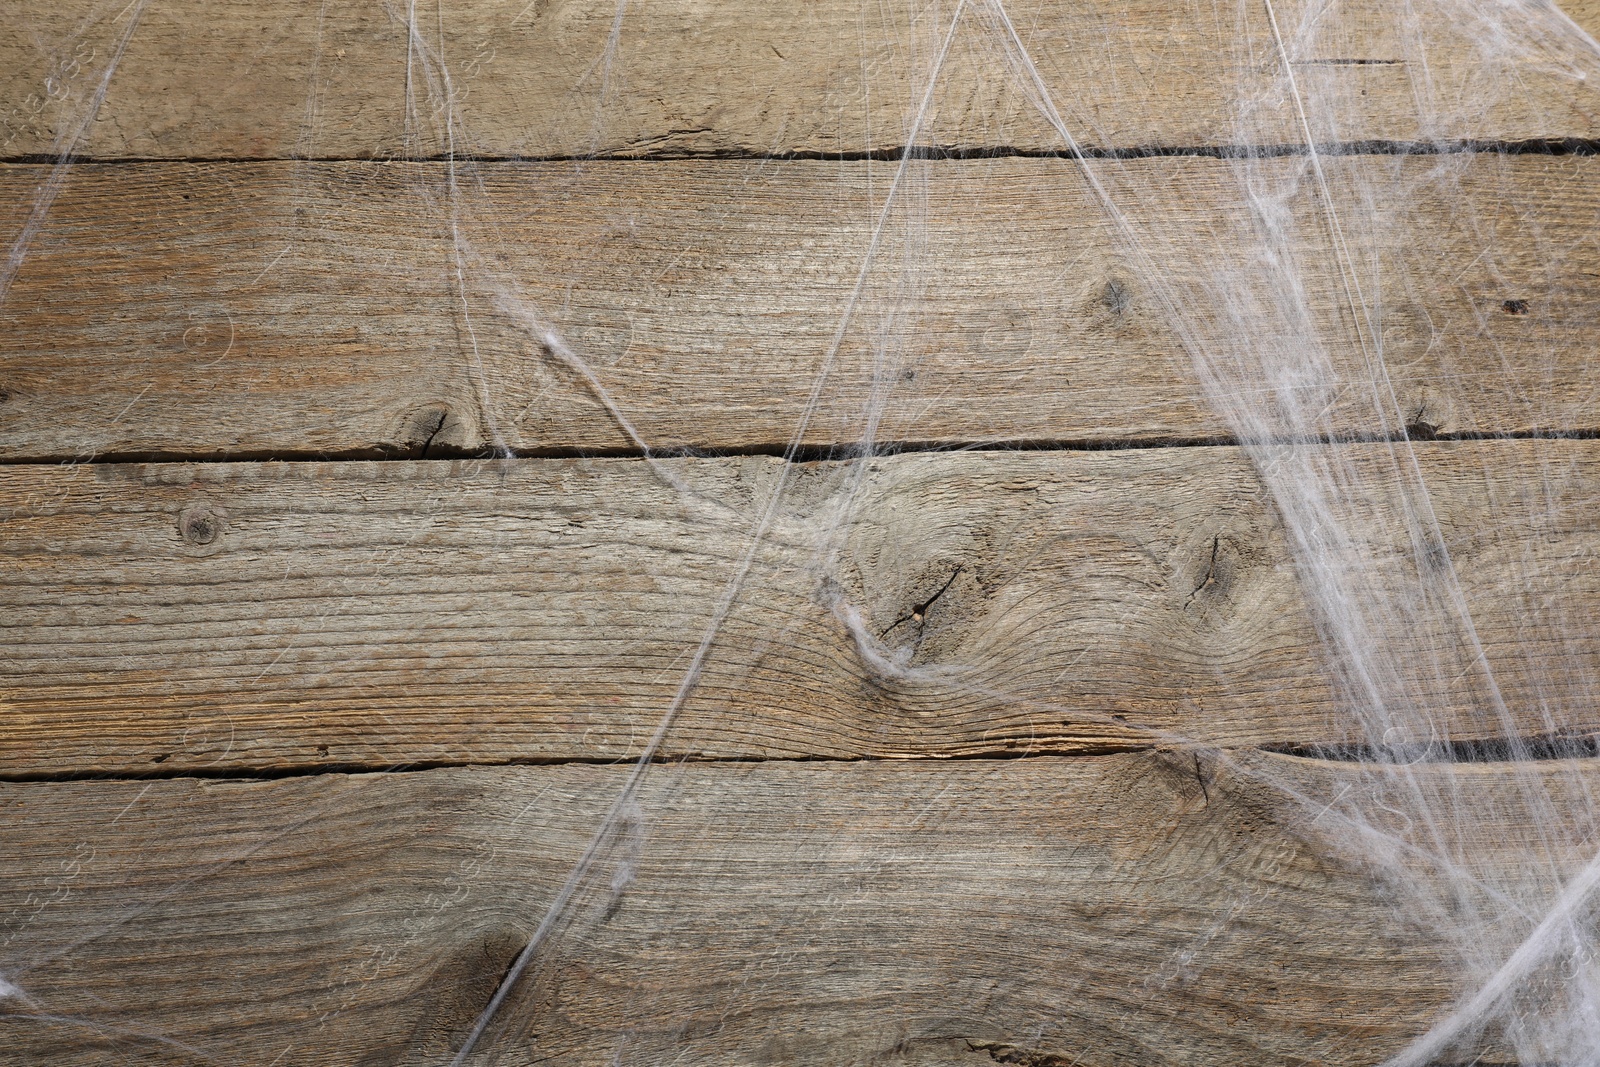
[3,0,1599,160]
[4,153,1599,460]
[2,440,1595,777]
[1,753,1587,1065]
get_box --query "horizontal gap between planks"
[5,427,1598,467]
[1265,733,1600,763]
[2,136,1598,167]
[0,745,1154,785]
[6,733,1597,786]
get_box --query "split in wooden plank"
[3,153,1599,460]
[3,0,1599,160]
[2,753,1591,1064]
[1,439,1596,777]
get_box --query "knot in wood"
[178,503,225,547]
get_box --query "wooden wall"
[4,1,1600,1063]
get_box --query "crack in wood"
[1184,535,1222,610]
[880,566,964,641]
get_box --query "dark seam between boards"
[2,135,1599,166]
[5,733,1595,786]
[3,427,1598,467]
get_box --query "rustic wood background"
[4,1,1600,1063]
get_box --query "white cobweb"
[4,0,1600,1063]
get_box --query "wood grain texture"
[1,440,1596,776]
[2,753,1591,1064]
[3,0,1599,160]
[7,3,1598,1059]
[3,153,1600,460]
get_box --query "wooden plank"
[3,0,1599,160]
[2,440,1596,777]
[2,753,1591,1064]
[3,153,1599,460]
